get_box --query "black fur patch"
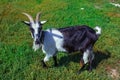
[58,25,98,53]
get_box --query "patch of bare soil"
[106,66,120,80]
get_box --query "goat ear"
[41,20,47,24]
[22,21,30,26]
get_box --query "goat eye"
[30,28,34,32]
[39,27,42,30]
[38,29,41,33]
[30,28,33,31]
[38,28,42,32]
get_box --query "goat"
[22,12,101,74]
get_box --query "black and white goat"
[22,12,101,74]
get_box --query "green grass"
[0,0,120,80]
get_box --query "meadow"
[0,0,120,80]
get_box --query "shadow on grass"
[93,50,111,69]
[58,50,111,69]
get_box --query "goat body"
[22,12,101,74]
[59,25,98,53]
[42,26,98,56]
[41,25,100,71]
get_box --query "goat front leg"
[41,60,47,68]
[41,54,51,68]
[53,55,58,67]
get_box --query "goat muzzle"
[35,40,40,44]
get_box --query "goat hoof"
[42,64,47,68]
[77,71,81,74]
[54,63,58,67]
[77,69,83,74]
[41,60,47,68]
[88,68,92,72]
[43,66,48,69]
[87,66,93,72]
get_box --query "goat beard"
[32,41,41,51]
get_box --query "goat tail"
[94,26,101,36]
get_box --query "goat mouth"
[33,43,41,51]
[35,41,40,45]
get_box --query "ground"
[0,0,120,80]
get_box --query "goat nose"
[35,39,40,44]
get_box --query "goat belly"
[59,26,97,53]
[62,35,87,53]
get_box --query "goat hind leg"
[77,58,86,74]
[88,60,92,72]
[78,50,90,74]
[88,51,94,71]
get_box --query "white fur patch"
[48,29,66,52]
[94,26,101,35]
[110,3,120,8]
[33,41,41,51]
[41,28,66,62]
[83,50,89,64]
[32,23,39,40]
[83,50,94,64]
[44,54,52,62]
